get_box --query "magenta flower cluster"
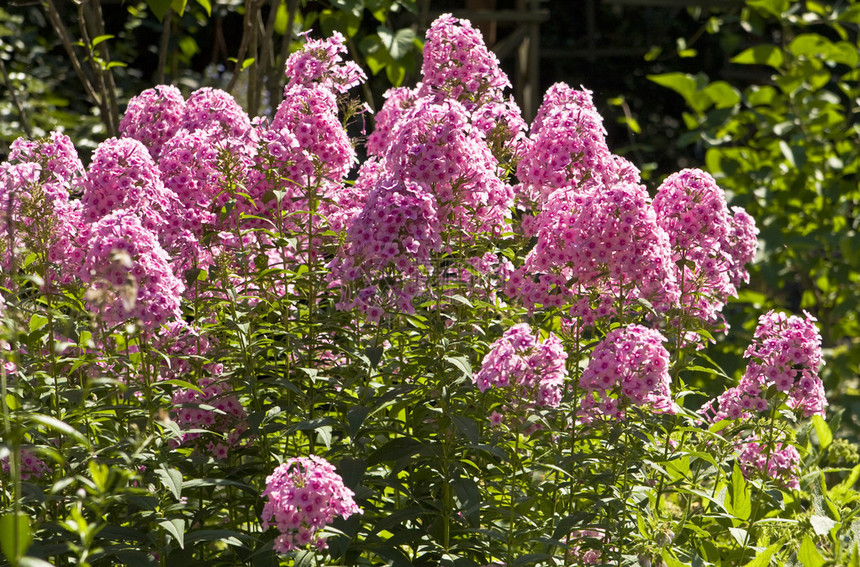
[261,456,362,553]
[473,323,568,412]
[508,178,679,318]
[653,169,759,323]
[579,325,674,420]
[79,210,184,332]
[1,449,50,481]
[737,438,802,489]
[703,310,825,422]
[419,13,510,106]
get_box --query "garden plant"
[1,11,858,567]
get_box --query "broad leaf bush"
[648,0,860,407]
[1,14,857,567]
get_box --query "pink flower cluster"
[1,449,50,481]
[507,179,679,318]
[737,439,801,489]
[1,134,84,286]
[419,14,510,106]
[381,97,513,235]
[579,325,674,420]
[80,210,184,332]
[81,137,186,252]
[283,31,365,94]
[171,375,248,460]
[119,84,185,159]
[261,455,362,553]
[329,178,441,320]
[517,84,618,204]
[653,169,759,323]
[564,530,606,565]
[473,323,568,411]
[702,310,825,422]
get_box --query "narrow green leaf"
[0,513,32,561]
[799,534,825,567]
[26,414,91,449]
[91,34,114,47]
[731,463,751,520]
[743,542,780,566]
[812,415,832,450]
[159,518,185,549]
[195,0,212,16]
[19,557,55,567]
[155,465,183,500]
[444,355,473,380]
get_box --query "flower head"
[261,456,361,553]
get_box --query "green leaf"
[748,0,789,18]
[195,0,212,16]
[812,415,832,450]
[155,465,183,500]
[799,534,825,567]
[731,463,751,520]
[26,414,92,449]
[377,26,416,60]
[731,45,785,69]
[647,72,711,113]
[0,513,32,561]
[29,313,48,333]
[444,355,473,380]
[320,9,361,39]
[19,558,55,567]
[743,542,780,566]
[146,0,173,21]
[159,518,185,549]
[702,81,741,109]
[91,34,114,47]
[171,0,189,16]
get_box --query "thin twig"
[226,0,259,94]
[42,0,101,107]
[157,9,172,84]
[90,0,120,135]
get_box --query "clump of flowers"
[170,375,249,460]
[702,310,825,422]
[564,529,607,565]
[579,325,674,420]
[283,30,365,94]
[737,438,801,489]
[81,137,186,252]
[80,209,184,332]
[261,455,362,553]
[507,179,679,318]
[1,448,50,481]
[119,85,186,159]
[473,323,568,412]
[380,96,513,237]
[329,178,441,320]
[419,13,510,107]
[1,133,85,286]
[652,168,758,325]
[181,87,252,142]
[517,83,619,204]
